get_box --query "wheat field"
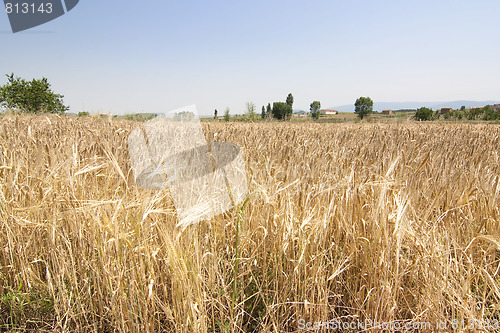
[0,115,499,332]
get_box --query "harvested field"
[0,115,499,332]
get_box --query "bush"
[465,107,483,120]
[414,107,434,121]
[482,105,500,121]
[445,109,463,120]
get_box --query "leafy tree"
[467,107,483,120]
[414,107,434,121]
[310,100,321,119]
[482,105,499,121]
[261,105,266,119]
[354,96,373,119]
[0,73,68,113]
[443,110,453,120]
[272,102,292,120]
[214,109,218,120]
[246,101,256,121]
[460,105,466,111]
[224,107,230,122]
[286,93,294,108]
[78,111,90,117]
[266,103,272,117]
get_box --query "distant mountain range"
[327,100,500,113]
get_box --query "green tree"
[310,100,321,119]
[224,107,230,122]
[245,101,256,121]
[272,102,292,120]
[266,103,272,117]
[286,93,294,109]
[0,73,68,113]
[214,109,218,120]
[354,96,373,119]
[414,107,434,121]
[261,105,266,119]
[467,107,483,120]
[482,105,499,121]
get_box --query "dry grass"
[0,115,499,332]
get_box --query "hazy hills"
[329,100,500,113]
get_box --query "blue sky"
[1,0,499,115]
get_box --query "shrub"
[414,107,434,121]
[482,105,500,121]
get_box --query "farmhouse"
[440,107,452,114]
[382,109,393,115]
[320,109,338,115]
[492,104,500,112]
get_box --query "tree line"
[413,105,500,121]
[0,73,374,121]
[4,74,497,122]
[216,94,374,121]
